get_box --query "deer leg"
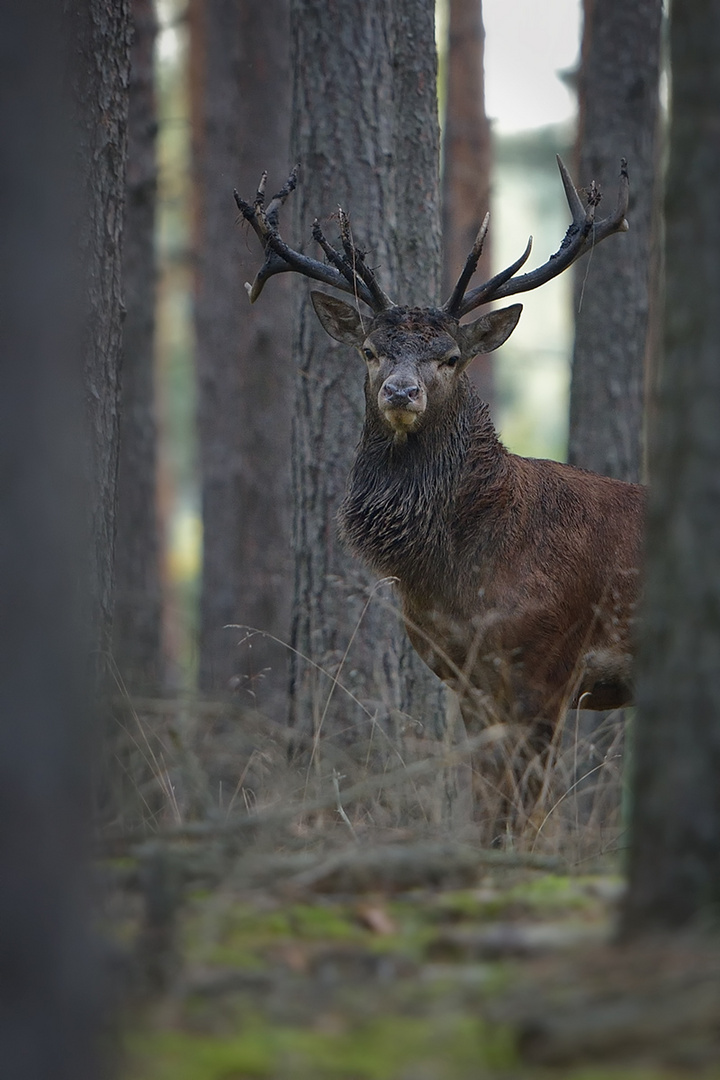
[457,685,562,846]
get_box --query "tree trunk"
[622,0,720,934]
[72,0,132,672]
[565,0,662,827]
[191,0,293,703]
[441,0,494,406]
[288,0,455,817]
[568,0,663,481]
[114,0,163,696]
[0,0,125,1073]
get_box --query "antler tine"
[337,208,394,311]
[310,212,388,309]
[264,166,298,229]
[446,157,630,320]
[444,213,493,316]
[311,207,393,311]
[234,168,391,310]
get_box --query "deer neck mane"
[339,377,508,604]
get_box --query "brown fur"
[313,296,645,753]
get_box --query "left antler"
[234,167,394,312]
[443,156,630,319]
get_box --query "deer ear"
[456,304,523,361]
[310,292,366,346]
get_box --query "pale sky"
[482,0,582,132]
[158,0,583,134]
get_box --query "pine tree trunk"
[73,0,132,671]
[114,0,163,696]
[441,0,494,406]
[622,0,720,934]
[288,0,456,818]
[568,0,662,481]
[565,0,662,827]
[70,0,131,837]
[191,0,293,702]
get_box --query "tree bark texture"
[71,0,132,670]
[0,3,104,1074]
[114,0,163,696]
[568,0,663,483]
[289,0,453,791]
[191,0,293,700]
[565,0,662,814]
[441,0,494,406]
[622,0,720,933]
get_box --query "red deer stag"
[234,159,645,822]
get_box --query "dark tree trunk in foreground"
[441,0,494,405]
[192,0,293,700]
[568,0,662,481]
[289,0,453,811]
[0,2,105,1074]
[114,0,163,696]
[622,0,720,933]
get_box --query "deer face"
[311,294,522,441]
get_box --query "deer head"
[234,158,629,441]
[310,296,522,443]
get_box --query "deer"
[234,158,645,830]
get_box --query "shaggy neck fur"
[339,374,510,608]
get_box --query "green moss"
[181,899,373,971]
[426,875,616,924]
[502,874,620,917]
[126,1011,517,1080]
[286,902,366,941]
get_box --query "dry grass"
[100,650,626,868]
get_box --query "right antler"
[234,167,394,313]
[443,156,630,319]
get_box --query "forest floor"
[104,696,720,1079]
[107,831,720,1080]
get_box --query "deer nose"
[381,381,421,407]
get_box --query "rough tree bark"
[565,0,662,822]
[622,0,720,933]
[288,0,454,811]
[191,0,293,701]
[73,0,132,671]
[114,0,163,696]
[568,0,663,481]
[441,0,494,406]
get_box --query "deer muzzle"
[378,378,426,435]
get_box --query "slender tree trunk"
[441,0,494,406]
[72,0,132,672]
[622,0,720,934]
[114,0,163,696]
[289,0,455,817]
[69,0,132,842]
[568,0,663,481]
[191,0,293,702]
[565,0,662,827]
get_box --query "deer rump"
[235,157,644,745]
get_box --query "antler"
[443,156,630,320]
[234,167,394,312]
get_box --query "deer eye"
[362,347,376,361]
[443,354,460,369]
